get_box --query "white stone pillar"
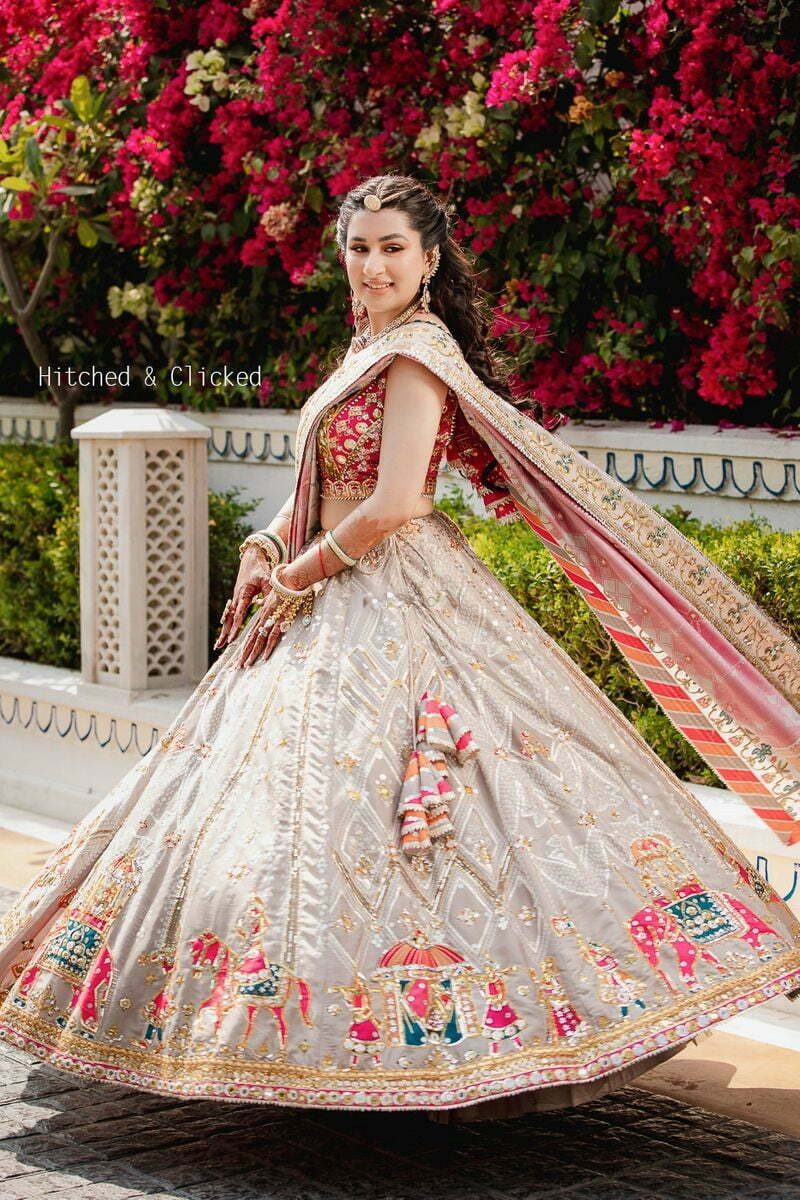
[72,409,211,698]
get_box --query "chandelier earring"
[350,290,368,328]
[421,245,441,312]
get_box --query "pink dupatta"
[288,315,800,845]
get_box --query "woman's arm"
[282,355,449,590]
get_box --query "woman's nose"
[363,252,386,276]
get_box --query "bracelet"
[238,535,278,563]
[238,529,287,562]
[260,591,314,632]
[270,562,315,597]
[324,529,358,567]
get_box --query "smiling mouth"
[363,282,393,290]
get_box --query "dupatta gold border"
[295,315,800,715]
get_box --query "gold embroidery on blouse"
[316,372,450,500]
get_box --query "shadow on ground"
[0,1045,799,1200]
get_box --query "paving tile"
[0,885,798,1200]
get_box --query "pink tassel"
[397,693,479,856]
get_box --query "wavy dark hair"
[333,174,561,426]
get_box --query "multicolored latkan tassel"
[397,692,479,856]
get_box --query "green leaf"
[55,238,70,271]
[41,115,73,131]
[201,222,216,242]
[54,184,96,196]
[625,251,641,283]
[574,29,596,70]
[306,184,323,213]
[24,138,43,180]
[231,208,250,235]
[70,76,93,122]
[76,218,98,247]
[89,221,115,244]
[0,176,34,192]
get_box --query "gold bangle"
[238,530,287,562]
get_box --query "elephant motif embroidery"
[626,834,788,993]
[14,851,141,1035]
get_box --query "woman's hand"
[213,546,275,651]
[234,590,284,668]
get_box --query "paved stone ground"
[0,890,799,1199]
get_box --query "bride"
[0,173,798,1120]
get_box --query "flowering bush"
[0,0,797,423]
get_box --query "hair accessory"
[363,193,382,211]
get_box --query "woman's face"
[342,207,435,330]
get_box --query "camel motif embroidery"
[190,897,312,1050]
[13,851,141,1035]
[626,833,788,993]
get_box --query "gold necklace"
[351,296,423,354]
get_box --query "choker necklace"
[351,296,423,354]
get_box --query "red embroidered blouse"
[316,366,457,500]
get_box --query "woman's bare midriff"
[319,495,435,531]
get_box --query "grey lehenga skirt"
[0,509,797,1118]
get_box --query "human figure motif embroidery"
[329,976,385,1066]
[478,961,525,1053]
[531,957,591,1045]
[551,915,647,1019]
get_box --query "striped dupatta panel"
[516,499,800,844]
[289,315,800,846]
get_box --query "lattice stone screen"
[73,409,211,696]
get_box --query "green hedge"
[1,443,797,787]
[0,443,257,668]
[435,487,799,787]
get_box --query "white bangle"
[324,529,358,566]
[270,563,314,597]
